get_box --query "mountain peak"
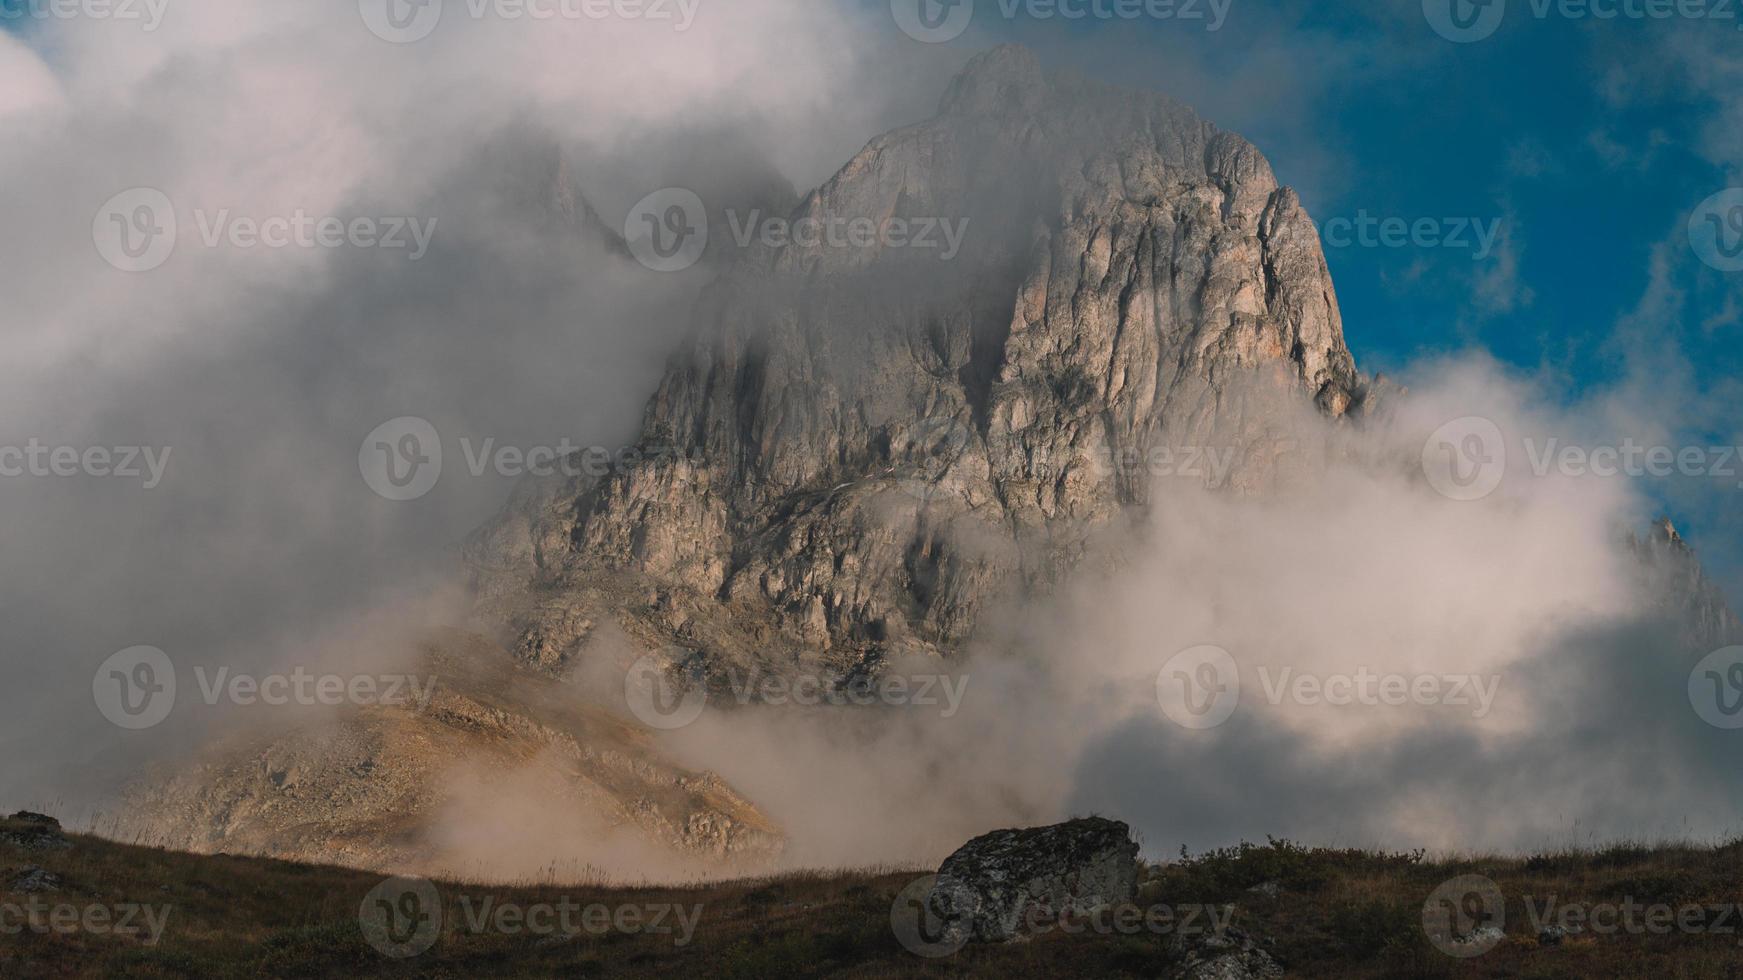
[938,44,1048,114]
[470,45,1369,673]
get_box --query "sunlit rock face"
[469,44,1384,677]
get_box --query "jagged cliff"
[117,45,1739,877]
[469,46,1385,677]
[1632,518,1743,649]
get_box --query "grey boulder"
[930,816,1140,943]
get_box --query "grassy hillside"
[6,813,1743,978]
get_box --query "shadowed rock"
[930,816,1140,943]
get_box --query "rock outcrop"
[1630,517,1743,648]
[0,813,71,852]
[122,632,781,878]
[929,816,1140,944]
[470,45,1385,680]
[1171,926,1284,980]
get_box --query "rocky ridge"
[469,46,1388,681]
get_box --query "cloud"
[5,6,1740,875]
[0,0,931,812]
[648,357,1740,864]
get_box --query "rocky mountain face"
[123,633,781,876]
[1631,518,1743,649]
[469,45,1386,679]
[118,46,1738,880]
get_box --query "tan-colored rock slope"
[468,45,1385,684]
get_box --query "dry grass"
[7,818,1743,978]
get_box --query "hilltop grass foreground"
[7,813,1743,978]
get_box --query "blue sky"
[864,0,1743,591]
